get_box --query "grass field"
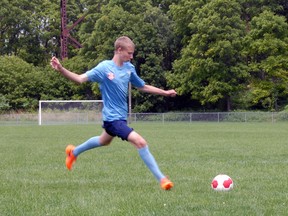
[0,122,287,216]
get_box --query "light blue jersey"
[85,60,145,121]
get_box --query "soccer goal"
[38,100,103,125]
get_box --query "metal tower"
[60,0,86,60]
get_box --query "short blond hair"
[114,36,135,51]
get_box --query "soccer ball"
[211,174,233,191]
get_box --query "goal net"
[38,100,103,125]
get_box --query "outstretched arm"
[138,85,177,97]
[50,57,88,84]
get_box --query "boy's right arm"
[50,57,88,84]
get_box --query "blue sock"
[73,136,102,157]
[138,146,165,181]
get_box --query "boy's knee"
[127,131,147,149]
[134,137,147,149]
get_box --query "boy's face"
[118,45,134,62]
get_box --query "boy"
[50,36,177,190]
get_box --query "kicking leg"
[128,131,174,190]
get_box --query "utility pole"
[128,82,132,124]
[60,0,86,60]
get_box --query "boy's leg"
[138,146,165,181]
[104,121,174,190]
[73,136,101,156]
[66,136,102,170]
[138,146,174,190]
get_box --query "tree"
[2,0,288,112]
[0,0,61,66]
[169,0,206,46]
[244,10,288,110]
[0,56,44,111]
[169,0,249,111]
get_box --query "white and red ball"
[211,174,233,191]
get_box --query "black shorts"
[102,120,133,141]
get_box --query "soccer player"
[50,36,177,190]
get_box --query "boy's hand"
[166,89,177,97]
[50,57,62,71]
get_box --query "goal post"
[38,100,103,125]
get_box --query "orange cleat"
[160,177,174,190]
[65,145,76,170]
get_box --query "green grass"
[0,122,287,216]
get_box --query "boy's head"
[114,36,135,51]
[114,36,135,62]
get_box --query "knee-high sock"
[73,136,101,157]
[138,146,165,181]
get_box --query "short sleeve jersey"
[85,60,145,121]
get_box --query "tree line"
[1,0,288,112]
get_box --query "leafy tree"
[169,0,207,46]
[1,0,288,112]
[169,0,249,111]
[0,0,61,66]
[244,10,288,110]
[151,0,181,13]
[0,94,10,112]
[0,56,44,111]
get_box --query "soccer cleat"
[160,177,174,190]
[65,145,77,170]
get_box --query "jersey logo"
[107,72,115,80]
